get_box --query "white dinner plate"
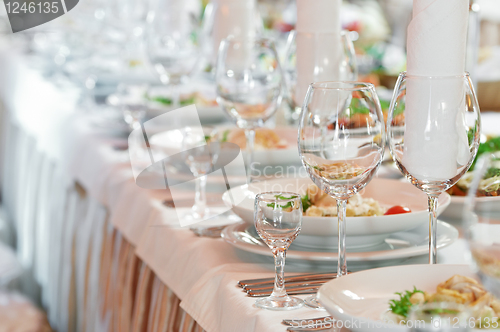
[317,264,476,332]
[222,177,451,248]
[149,126,301,169]
[221,220,458,264]
[442,195,500,220]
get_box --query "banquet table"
[0,35,499,332]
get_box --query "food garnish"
[389,287,424,318]
[447,137,500,197]
[267,195,298,210]
[387,275,500,328]
[384,205,411,215]
[302,184,385,217]
[311,162,365,181]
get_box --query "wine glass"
[254,192,303,310]
[116,83,148,131]
[181,126,220,221]
[387,72,481,264]
[146,1,199,108]
[215,37,284,184]
[282,30,358,124]
[464,152,500,298]
[298,82,386,309]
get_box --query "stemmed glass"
[387,72,481,264]
[146,1,199,108]
[298,82,386,309]
[464,152,500,297]
[282,30,357,124]
[181,126,220,221]
[215,37,284,184]
[254,192,303,310]
[116,83,148,131]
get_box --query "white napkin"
[294,0,342,107]
[402,0,470,181]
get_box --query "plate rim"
[221,220,459,262]
[317,264,474,332]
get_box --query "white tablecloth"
[1,36,499,332]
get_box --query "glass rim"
[399,71,471,80]
[255,191,302,203]
[309,81,375,91]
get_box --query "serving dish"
[222,177,451,249]
[317,264,476,332]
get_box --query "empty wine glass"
[254,192,303,310]
[283,30,357,124]
[387,72,481,264]
[146,1,200,108]
[182,126,220,221]
[298,82,386,309]
[215,37,284,184]
[464,152,500,298]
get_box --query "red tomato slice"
[384,205,412,215]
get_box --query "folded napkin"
[295,0,342,107]
[403,0,470,181]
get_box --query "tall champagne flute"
[464,153,500,297]
[298,82,385,309]
[215,37,284,184]
[387,72,481,264]
[254,192,303,310]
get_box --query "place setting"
[5,0,500,331]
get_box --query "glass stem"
[171,83,180,109]
[337,199,348,277]
[193,175,207,218]
[244,129,255,184]
[428,194,439,264]
[271,248,287,298]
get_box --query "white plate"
[149,126,301,168]
[318,264,476,332]
[442,195,500,221]
[222,177,451,248]
[226,126,301,166]
[221,220,458,263]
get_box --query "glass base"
[255,295,304,311]
[180,207,215,222]
[304,296,326,310]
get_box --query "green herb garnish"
[221,130,230,143]
[485,167,500,179]
[389,287,424,318]
[267,195,298,209]
[471,136,500,170]
[301,193,311,212]
[348,99,370,116]
[148,96,196,106]
[380,99,391,112]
